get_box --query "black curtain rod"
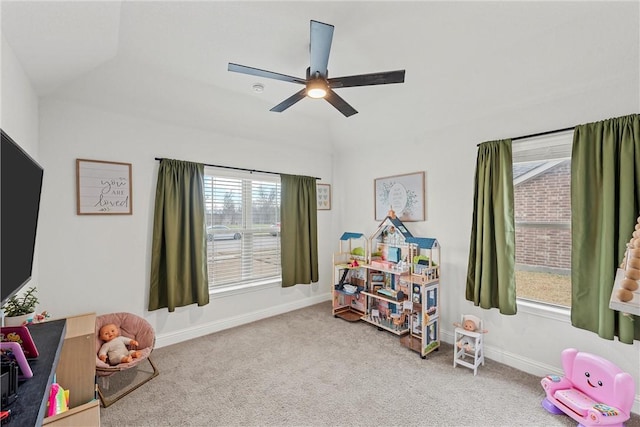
[478,125,576,146]
[512,125,575,141]
[154,157,321,180]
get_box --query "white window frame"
[203,167,281,296]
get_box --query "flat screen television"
[1,129,44,306]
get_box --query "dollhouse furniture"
[453,314,485,375]
[541,348,635,427]
[95,312,159,407]
[391,302,412,331]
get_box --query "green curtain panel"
[571,114,640,343]
[466,139,517,315]
[280,174,319,287]
[149,159,209,312]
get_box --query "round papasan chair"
[95,312,159,407]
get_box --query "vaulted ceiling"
[2,1,638,150]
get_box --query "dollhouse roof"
[406,237,439,249]
[340,232,365,240]
[388,217,414,239]
[370,216,439,249]
[371,216,414,240]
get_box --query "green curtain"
[149,159,209,312]
[280,174,319,287]
[571,114,640,343]
[466,139,517,315]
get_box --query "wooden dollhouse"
[359,211,441,357]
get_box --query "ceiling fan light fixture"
[306,79,327,99]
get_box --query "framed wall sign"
[76,159,132,215]
[374,171,425,221]
[317,183,331,210]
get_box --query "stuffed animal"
[98,323,141,365]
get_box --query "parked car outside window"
[270,222,280,236]
[207,225,241,241]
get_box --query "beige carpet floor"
[99,301,640,427]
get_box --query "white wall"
[1,36,39,151]
[36,97,334,347]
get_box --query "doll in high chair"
[98,323,142,365]
[453,317,487,351]
[453,314,488,375]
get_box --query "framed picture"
[317,183,331,210]
[374,171,425,221]
[76,159,132,215]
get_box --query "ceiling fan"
[228,20,405,117]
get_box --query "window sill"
[517,298,571,322]
[209,278,281,298]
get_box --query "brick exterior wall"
[514,160,571,270]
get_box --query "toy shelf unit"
[332,232,367,322]
[401,237,441,358]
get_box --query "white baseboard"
[155,294,331,349]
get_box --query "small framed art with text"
[76,159,132,215]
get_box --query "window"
[512,131,573,308]
[203,167,281,291]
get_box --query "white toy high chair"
[453,314,485,376]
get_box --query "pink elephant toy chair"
[541,348,635,426]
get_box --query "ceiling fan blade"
[328,70,405,88]
[309,20,334,78]
[325,89,358,117]
[228,63,306,85]
[270,89,307,113]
